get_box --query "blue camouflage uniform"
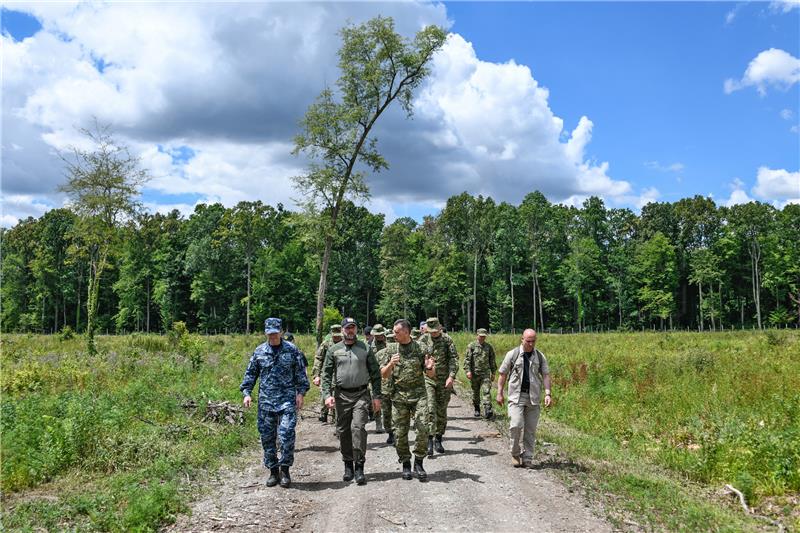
[240,319,310,470]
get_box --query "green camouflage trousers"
[470,373,493,409]
[392,397,428,462]
[425,378,451,436]
[381,395,393,432]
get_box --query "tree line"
[3,193,798,335]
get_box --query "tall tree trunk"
[510,263,515,334]
[531,261,538,330]
[365,289,370,327]
[751,242,762,329]
[76,269,82,331]
[315,232,334,344]
[538,276,545,331]
[54,296,58,333]
[41,293,46,334]
[473,251,478,331]
[146,276,150,333]
[246,259,251,335]
[698,281,704,331]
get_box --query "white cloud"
[752,167,800,206]
[769,0,800,13]
[723,178,754,207]
[645,161,684,173]
[0,194,54,227]
[2,2,640,226]
[724,48,800,95]
[408,33,632,204]
[780,108,794,120]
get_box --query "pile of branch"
[202,400,244,425]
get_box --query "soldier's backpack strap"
[510,347,544,379]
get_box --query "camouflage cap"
[371,324,386,336]
[386,332,396,340]
[477,328,488,337]
[426,317,441,333]
[264,317,282,334]
[411,327,420,338]
[330,324,343,334]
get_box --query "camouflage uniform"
[370,324,388,433]
[418,318,458,441]
[464,329,497,417]
[383,339,429,463]
[313,325,342,422]
[411,327,421,340]
[240,318,310,471]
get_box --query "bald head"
[522,329,537,350]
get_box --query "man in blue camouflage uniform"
[241,317,310,488]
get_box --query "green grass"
[2,330,797,531]
[1,332,319,532]
[449,329,800,531]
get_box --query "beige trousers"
[508,393,540,461]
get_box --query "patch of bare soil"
[166,393,611,532]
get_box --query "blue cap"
[420,320,427,328]
[264,317,282,334]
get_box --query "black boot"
[386,431,395,445]
[427,436,434,457]
[484,406,494,420]
[343,461,354,482]
[401,461,413,480]
[354,462,366,485]
[279,466,291,488]
[413,458,428,482]
[474,405,481,417]
[266,467,279,487]
[318,411,327,423]
[434,434,445,454]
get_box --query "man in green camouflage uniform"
[312,325,342,423]
[411,327,421,340]
[380,319,435,481]
[464,328,497,419]
[370,324,388,434]
[417,317,458,456]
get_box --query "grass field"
[1,329,797,531]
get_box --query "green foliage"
[322,307,343,331]
[1,333,286,531]
[59,325,75,340]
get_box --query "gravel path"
[167,393,611,532]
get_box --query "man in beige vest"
[496,329,552,468]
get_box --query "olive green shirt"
[321,339,382,401]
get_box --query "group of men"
[240,316,551,488]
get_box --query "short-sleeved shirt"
[498,346,549,405]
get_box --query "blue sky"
[1,2,798,227]
[446,1,799,203]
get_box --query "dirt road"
[167,393,611,532]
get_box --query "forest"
[3,193,798,336]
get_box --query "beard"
[343,332,357,342]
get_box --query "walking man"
[370,324,389,433]
[312,324,343,423]
[464,328,497,419]
[381,319,436,481]
[496,329,552,468]
[322,317,382,485]
[241,318,310,488]
[418,317,458,456]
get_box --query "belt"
[338,385,368,393]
